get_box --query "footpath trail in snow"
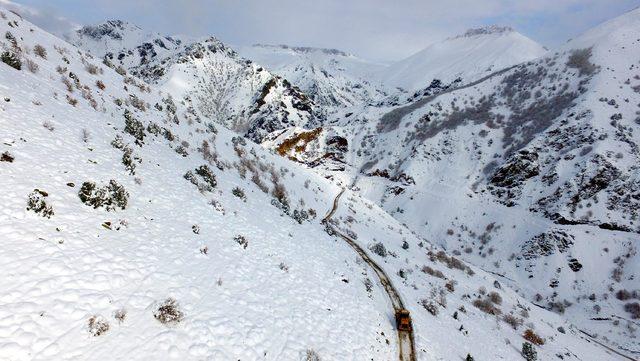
[322,189,417,361]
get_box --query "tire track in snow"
[322,189,417,361]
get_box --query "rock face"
[490,150,540,188]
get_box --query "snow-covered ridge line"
[251,44,353,57]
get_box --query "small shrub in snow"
[422,266,445,279]
[472,297,501,315]
[114,309,126,323]
[625,302,640,319]
[279,262,289,272]
[61,76,73,92]
[232,186,246,201]
[66,95,78,107]
[81,128,90,143]
[96,80,105,90]
[87,315,110,336]
[195,165,217,189]
[522,329,544,345]
[85,63,99,75]
[292,209,309,224]
[153,298,184,325]
[192,224,200,234]
[234,235,248,249]
[521,342,537,361]
[175,144,189,157]
[369,242,387,257]
[566,48,597,76]
[1,151,14,162]
[33,44,46,59]
[41,121,54,131]
[24,58,38,73]
[465,354,474,361]
[304,349,321,361]
[78,180,129,211]
[488,291,502,305]
[115,65,126,76]
[124,110,145,143]
[421,299,438,316]
[503,314,523,329]
[122,147,140,175]
[1,51,21,70]
[26,189,54,218]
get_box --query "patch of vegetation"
[153,298,184,325]
[1,51,21,70]
[369,242,387,257]
[523,329,545,346]
[78,180,129,211]
[566,48,597,76]
[521,342,537,361]
[472,297,501,315]
[87,315,110,336]
[1,151,14,162]
[33,44,47,59]
[234,235,248,249]
[26,189,54,218]
[124,110,145,143]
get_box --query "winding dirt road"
[322,189,417,361]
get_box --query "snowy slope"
[0,8,624,361]
[69,21,315,142]
[379,26,547,92]
[239,44,388,109]
[266,10,640,357]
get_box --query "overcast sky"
[4,0,639,61]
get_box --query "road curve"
[322,189,417,361]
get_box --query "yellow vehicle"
[395,309,411,331]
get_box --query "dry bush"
[66,95,78,107]
[625,302,640,319]
[523,329,545,345]
[24,58,38,73]
[472,298,501,315]
[488,291,503,305]
[153,298,184,325]
[305,349,321,361]
[114,309,126,323]
[96,80,105,90]
[88,315,110,336]
[85,63,99,75]
[503,314,524,329]
[33,44,46,59]
[422,265,445,279]
[61,76,73,92]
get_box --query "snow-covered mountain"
[379,25,547,92]
[239,44,388,109]
[266,9,640,356]
[1,4,638,361]
[69,21,315,142]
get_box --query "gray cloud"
[6,0,640,61]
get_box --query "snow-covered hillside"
[69,21,315,142]
[239,44,388,109]
[268,9,640,357]
[379,26,547,92]
[0,7,628,361]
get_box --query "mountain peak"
[453,25,515,39]
[76,20,141,41]
[252,44,352,57]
